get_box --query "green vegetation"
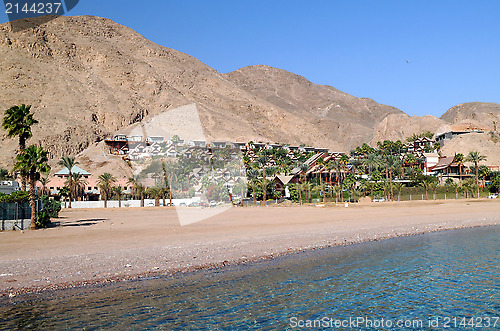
[2,105,38,191]
[97,172,116,208]
[0,190,30,203]
[58,156,78,208]
[12,145,51,230]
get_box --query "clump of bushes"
[36,210,51,228]
[40,195,61,218]
[0,191,30,203]
[36,195,62,228]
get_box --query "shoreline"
[1,199,499,298]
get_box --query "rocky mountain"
[0,15,498,172]
[0,15,400,169]
[370,114,445,145]
[441,102,500,130]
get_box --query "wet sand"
[0,199,499,297]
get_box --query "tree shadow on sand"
[49,218,106,228]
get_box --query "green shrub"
[0,190,30,203]
[36,210,51,228]
[40,195,61,218]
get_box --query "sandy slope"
[0,199,499,296]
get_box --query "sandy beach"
[0,199,499,297]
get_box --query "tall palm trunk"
[19,137,27,191]
[389,169,393,201]
[474,162,480,198]
[29,174,36,230]
[68,171,72,208]
[169,176,173,207]
[262,167,266,206]
[140,191,145,207]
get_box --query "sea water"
[1,226,498,330]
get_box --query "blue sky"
[2,1,499,117]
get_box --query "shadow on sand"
[49,219,106,228]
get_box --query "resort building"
[38,166,130,201]
[273,175,298,198]
[0,180,20,194]
[423,153,440,174]
[435,124,487,146]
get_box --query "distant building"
[43,166,130,201]
[54,166,91,179]
[0,180,20,194]
[435,124,487,146]
[423,153,439,174]
[209,141,227,149]
[128,135,143,142]
[148,136,165,143]
[189,140,207,148]
[274,175,297,198]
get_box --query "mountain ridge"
[0,15,499,171]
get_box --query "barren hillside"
[370,114,446,144]
[0,15,499,173]
[0,15,405,171]
[441,102,500,130]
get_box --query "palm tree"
[260,178,273,205]
[387,155,402,200]
[59,187,70,207]
[257,155,269,205]
[449,182,460,199]
[330,185,341,204]
[392,182,404,201]
[462,178,476,198]
[360,180,375,200]
[2,104,38,190]
[246,168,260,181]
[97,173,116,208]
[291,182,306,205]
[465,151,487,198]
[302,181,313,203]
[58,156,78,208]
[12,145,50,230]
[71,173,88,201]
[419,176,437,200]
[429,181,439,200]
[39,176,50,197]
[325,160,335,186]
[454,153,464,182]
[128,176,145,207]
[248,179,261,205]
[112,186,124,207]
[147,187,162,206]
[362,153,382,176]
[315,182,328,203]
[161,159,176,207]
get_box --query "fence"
[0,202,33,231]
[62,198,201,209]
